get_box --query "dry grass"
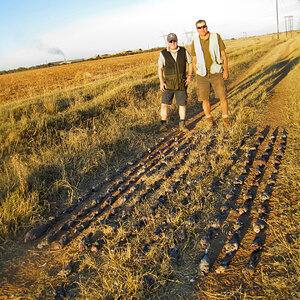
[0,35,282,242]
[0,33,299,299]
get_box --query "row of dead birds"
[216,128,279,273]
[199,128,286,276]
[53,147,208,298]
[243,128,287,274]
[54,131,229,295]
[53,128,271,297]
[25,132,199,248]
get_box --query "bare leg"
[161,103,168,121]
[179,105,186,120]
[202,99,211,116]
[220,97,228,116]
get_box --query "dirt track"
[0,36,299,299]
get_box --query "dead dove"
[220,202,230,214]
[169,245,179,260]
[253,220,265,233]
[78,233,93,252]
[199,249,210,276]
[24,222,53,243]
[210,217,221,230]
[233,220,243,231]
[200,231,213,248]
[238,203,249,216]
[258,205,268,214]
[251,235,262,251]
[260,191,270,201]
[58,260,73,277]
[216,252,232,274]
[225,232,239,252]
[174,227,186,243]
[90,238,105,253]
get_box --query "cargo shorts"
[196,73,226,101]
[162,89,187,106]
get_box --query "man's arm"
[221,50,229,80]
[158,66,166,92]
[185,50,193,86]
[192,56,198,75]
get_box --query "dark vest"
[162,47,187,91]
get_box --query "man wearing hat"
[158,33,193,132]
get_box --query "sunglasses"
[197,25,207,29]
[168,40,177,43]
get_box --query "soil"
[0,36,299,299]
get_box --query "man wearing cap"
[191,19,229,128]
[158,33,193,132]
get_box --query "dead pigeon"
[251,235,262,251]
[220,202,230,214]
[199,249,210,276]
[200,231,213,248]
[258,205,267,214]
[260,191,270,201]
[24,222,53,243]
[233,220,243,231]
[210,217,221,230]
[58,260,73,277]
[174,227,186,243]
[78,233,93,252]
[36,232,56,249]
[216,252,232,274]
[225,232,239,252]
[169,245,179,260]
[90,239,105,253]
[54,283,66,300]
[238,203,249,216]
[253,220,265,233]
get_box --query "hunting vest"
[194,33,223,76]
[162,47,187,91]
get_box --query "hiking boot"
[179,120,188,132]
[206,116,214,128]
[159,122,168,132]
[222,117,230,128]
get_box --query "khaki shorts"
[196,73,226,100]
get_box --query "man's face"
[196,22,208,37]
[168,40,178,51]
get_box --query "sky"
[0,0,299,71]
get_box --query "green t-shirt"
[191,33,225,74]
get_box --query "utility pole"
[161,34,168,46]
[285,16,294,38]
[276,0,279,39]
[184,31,194,45]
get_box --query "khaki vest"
[194,33,223,76]
[162,47,187,91]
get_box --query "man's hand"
[185,77,192,86]
[160,82,167,92]
[223,69,229,80]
